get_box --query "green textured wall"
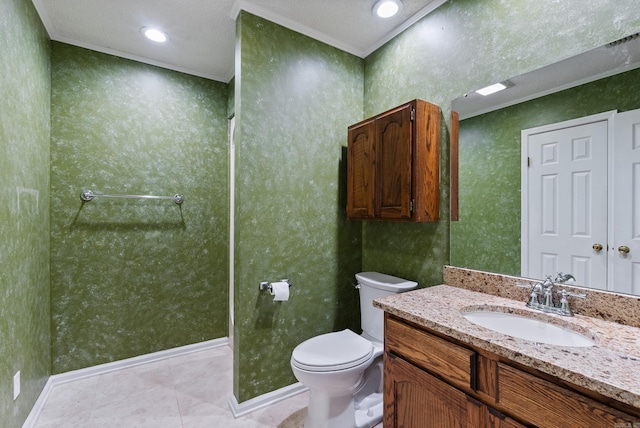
[362,0,640,288]
[0,0,51,426]
[50,43,229,373]
[451,67,640,275]
[3,0,640,422]
[234,12,364,401]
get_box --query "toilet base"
[302,357,384,428]
[303,389,382,428]
[355,393,383,428]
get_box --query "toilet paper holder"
[259,279,292,293]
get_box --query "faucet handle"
[561,289,586,299]
[516,282,542,308]
[515,282,535,289]
[558,289,586,316]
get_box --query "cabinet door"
[375,104,413,220]
[384,353,528,428]
[498,363,636,427]
[384,353,480,428]
[347,118,376,219]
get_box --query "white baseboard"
[22,338,229,428]
[22,376,54,428]
[228,382,308,418]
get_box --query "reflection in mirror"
[450,32,640,296]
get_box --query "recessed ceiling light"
[373,0,403,18]
[142,27,168,43]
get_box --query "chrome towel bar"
[80,189,184,205]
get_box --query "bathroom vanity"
[375,267,640,428]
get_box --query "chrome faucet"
[516,273,585,316]
[520,275,552,309]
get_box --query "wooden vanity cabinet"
[346,99,440,222]
[383,314,639,428]
[385,353,525,427]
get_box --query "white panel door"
[612,109,640,294]
[523,118,609,288]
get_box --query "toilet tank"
[356,272,417,342]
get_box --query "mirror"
[450,32,640,295]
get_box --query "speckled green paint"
[234,12,363,402]
[451,67,640,275]
[363,0,640,288]
[50,43,229,373]
[3,0,639,421]
[0,0,51,426]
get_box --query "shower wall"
[0,0,51,426]
[50,43,230,373]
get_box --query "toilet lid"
[291,329,373,372]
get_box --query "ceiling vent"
[607,32,640,47]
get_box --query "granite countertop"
[374,285,640,409]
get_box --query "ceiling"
[32,0,447,83]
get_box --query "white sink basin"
[462,310,595,347]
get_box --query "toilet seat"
[291,329,373,372]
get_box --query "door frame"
[521,110,616,279]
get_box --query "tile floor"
[32,345,384,428]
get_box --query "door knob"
[592,243,603,252]
[618,245,630,254]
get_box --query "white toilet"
[290,272,417,428]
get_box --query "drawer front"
[497,363,635,427]
[385,316,476,391]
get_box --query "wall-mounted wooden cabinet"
[346,99,440,222]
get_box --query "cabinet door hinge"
[410,108,416,121]
[527,157,531,167]
[410,199,415,213]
